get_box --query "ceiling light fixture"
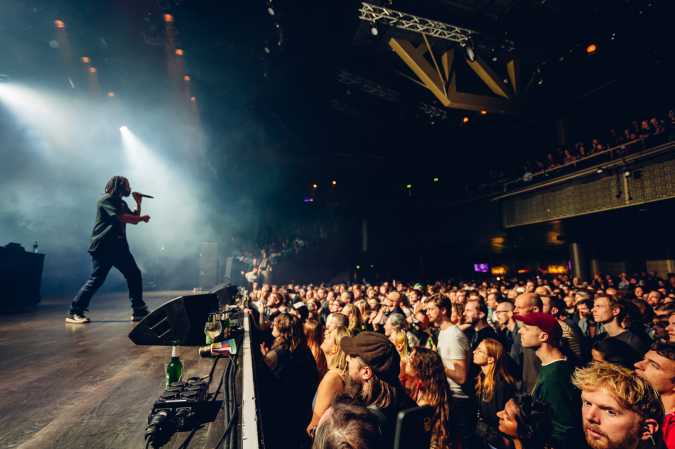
[586,43,598,55]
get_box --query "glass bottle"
[166,345,183,387]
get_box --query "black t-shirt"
[88,193,134,253]
[466,325,498,352]
[606,330,651,357]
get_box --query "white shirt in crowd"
[436,324,469,399]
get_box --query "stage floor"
[0,291,227,449]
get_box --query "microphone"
[133,192,155,199]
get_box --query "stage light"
[465,45,476,62]
[88,67,97,74]
[175,48,184,56]
[107,91,115,97]
[462,116,470,124]
[405,184,412,189]
[312,183,318,189]
[81,56,90,64]
[267,1,275,16]
[190,96,196,102]
[120,126,129,132]
[586,43,598,55]
[163,13,174,23]
[480,109,487,115]
[331,180,337,187]
[183,75,191,82]
[370,26,378,36]
[54,19,65,29]
[433,177,439,183]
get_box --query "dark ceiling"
[1,0,672,206]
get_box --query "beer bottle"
[166,345,183,387]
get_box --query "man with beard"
[573,362,663,449]
[66,176,151,323]
[340,331,415,449]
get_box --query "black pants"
[70,243,146,315]
[452,396,476,449]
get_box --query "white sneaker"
[65,313,90,324]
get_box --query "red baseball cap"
[515,312,562,341]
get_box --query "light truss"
[359,2,476,45]
[337,69,400,103]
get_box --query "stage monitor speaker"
[128,293,218,346]
[209,283,239,308]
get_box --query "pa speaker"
[128,293,218,346]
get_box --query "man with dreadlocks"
[66,176,151,324]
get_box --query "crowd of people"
[520,109,675,181]
[245,271,675,449]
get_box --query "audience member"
[515,312,583,447]
[573,362,663,449]
[511,293,543,393]
[311,397,381,449]
[406,348,453,449]
[472,338,517,448]
[307,326,352,437]
[425,294,472,448]
[341,332,416,449]
[593,295,651,356]
[496,394,552,449]
[635,342,675,449]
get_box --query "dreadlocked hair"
[409,347,452,449]
[104,176,129,196]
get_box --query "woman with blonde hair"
[304,319,328,380]
[472,337,517,448]
[306,326,352,438]
[342,303,364,335]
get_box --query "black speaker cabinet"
[128,293,219,346]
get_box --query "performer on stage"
[66,176,151,324]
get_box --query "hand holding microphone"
[132,191,154,204]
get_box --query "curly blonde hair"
[572,362,664,422]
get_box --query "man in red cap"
[516,312,583,448]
